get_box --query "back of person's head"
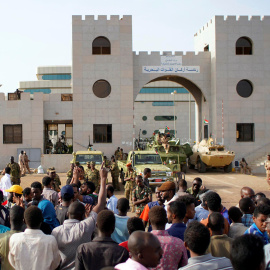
[144,168,151,175]
[23,187,31,197]
[254,204,270,218]
[194,177,202,184]
[178,179,187,188]
[31,181,42,191]
[205,191,221,212]
[68,201,85,220]
[256,192,266,198]
[257,197,270,207]
[10,205,25,226]
[83,181,96,193]
[184,221,210,255]
[24,206,43,229]
[117,198,130,213]
[231,234,265,270]
[168,201,186,220]
[42,176,52,187]
[177,195,195,207]
[239,197,254,213]
[5,167,11,175]
[127,217,145,234]
[228,206,243,223]
[149,206,167,227]
[107,184,114,194]
[97,210,115,234]
[207,212,224,232]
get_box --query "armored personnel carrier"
[188,138,235,173]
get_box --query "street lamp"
[171,90,177,138]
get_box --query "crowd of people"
[0,157,270,270]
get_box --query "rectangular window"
[236,123,254,142]
[3,125,22,144]
[93,124,112,143]
[61,94,73,101]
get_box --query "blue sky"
[0,0,269,94]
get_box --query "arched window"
[236,37,252,55]
[92,37,111,55]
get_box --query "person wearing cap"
[5,185,24,210]
[47,167,61,192]
[85,161,100,193]
[124,163,136,212]
[186,177,205,203]
[42,176,59,207]
[3,157,21,185]
[158,181,178,211]
[56,185,74,225]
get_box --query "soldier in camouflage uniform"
[5,156,21,185]
[85,161,100,193]
[133,175,152,217]
[66,163,74,184]
[47,167,61,192]
[110,157,120,191]
[115,147,121,161]
[124,163,136,212]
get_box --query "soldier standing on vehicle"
[133,175,152,217]
[110,157,120,191]
[3,156,21,185]
[85,161,100,193]
[124,163,136,212]
[265,155,270,179]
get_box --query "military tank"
[188,138,235,173]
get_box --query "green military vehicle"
[117,150,174,186]
[146,134,193,175]
[71,150,104,171]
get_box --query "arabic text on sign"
[142,66,200,73]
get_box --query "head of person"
[167,200,186,223]
[20,150,24,155]
[128,231,163,268]
[23,187,33,202]
[87,162,91,169]
[71,183,79,200]
[24,206,43,229]
[70,163,75,170]
[253,204,270,233]
[127,163,132,171]
[5,167,11,175]
[204,191,221,213]
[10,205,25,230]
[127,217,145,235]
[256,197,270,207]
[135,175,144,188]
[207,212,224,235]
[192,178,202,193]
[10,156,14,164]
[199,189,211,208]
[117,198,130,215]
[177,195,196,220]
[228,206,243,223]
[30,181,43,201]
[144,168,151,178]
[61,185,74,202]
[240,187,255,201]
[158,181,176,201]
[96,210,115,237]
[239,197,255,214]
[6,185,23,203]
[111,157,116,162]
[106,184,114,198]
[178,179,187,192]
[184,221,210,256]
[38,200,59,229]
[80,181,95,195]
[75,161,80,167]
[42,176,52,188]
[68,201,86,221]
[255,192,266,205]
[48,169,56,180]
[231,234,265,270]
[155,187,164,206]
[149,206,167,230]
[90,161,95,170]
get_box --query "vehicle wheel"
[181,164,187,174]
[197,159,206,173]
[188,158,195,169]
[224,162,233,173]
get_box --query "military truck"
[188,138,235,173]
[71,150,104,171]
[146,134,193,174]
[117,150,174,186]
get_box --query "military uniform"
[85,168,100,192]
[66,169,73,184]
[110,162,120,190]
[48,167,61,192]
[124,170,136,203]
[265,159,270,178]
[132,185,152,217]
[6,162,21,185]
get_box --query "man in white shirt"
[8,205,61,270]
[0,167,12,199]
[107,184,118,214]
[52,163,107,269]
